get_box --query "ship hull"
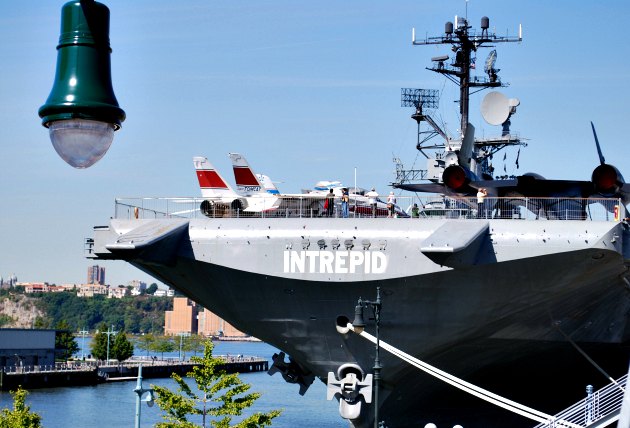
[91,217,630,427]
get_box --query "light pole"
[105,325,117,365]
[177,332,191,361]
[133,364,154,428]
[79,328,89,360]
[352,287,382,428]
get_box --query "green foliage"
[135,334,157,356]
[152,336,176,358]
[181,334,205,358]
[54,320,79,361]
[153,341,281,428]
[0,314,15,327]
[146,283,159,295]
[33,292,172,334]
[33,317,48,329]
[0,387,42,428]
[90,323,110,361]
[112,331,134,361]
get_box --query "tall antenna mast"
[394,16,525,188]
[412,16,521,139]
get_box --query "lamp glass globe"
[49,119,115,168]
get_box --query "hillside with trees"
[0,289,172,334]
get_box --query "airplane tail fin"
[193,156,237,199]
[257,174,280,195]
[228,153,279,194]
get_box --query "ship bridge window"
[317,239,327,250]
[379,240,387,250]
[302,239,310,250]
[362,240,371,250]
[344,239,354,250]
[331,239,340,250]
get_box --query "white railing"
[114,196,625,222]
[3,361,98,374]
[532,375,627,428]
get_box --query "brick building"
[197,308,248,338]
[164,297,198,335]
[164,297,248,338]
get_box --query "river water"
[0,341,345,427]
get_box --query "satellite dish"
[508,98,520,107]
[481,91,510,126]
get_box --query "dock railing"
[532,374,627,428]
[114,196,626,222]
[2,355,267,375]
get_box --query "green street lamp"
[133,365,155,428]
[39,0,125,169]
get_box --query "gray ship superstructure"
[88,14,630,428]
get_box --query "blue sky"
[1,0,629,286]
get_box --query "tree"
[146,283,159,295]
[33,317,49,329]
[0,387,42,428]
[54,320,79,361]
[90,323,110,361]
[151,336,176,359]
[153,340,281,428]
[182,334,205,358]
[111,331,134,361]
[136,333,157,356]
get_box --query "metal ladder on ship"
[532,374,627,428]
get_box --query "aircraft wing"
[398,176,595,199]
[395,182,455,194]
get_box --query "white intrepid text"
[283,250,387,274]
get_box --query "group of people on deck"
[324,187,403,218]
[325,188,350,218]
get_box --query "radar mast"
[394,15,526,187]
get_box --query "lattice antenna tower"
[401,88,447,153]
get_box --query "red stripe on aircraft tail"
[233,167,259,186]
[197,170,229,189]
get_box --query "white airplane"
[227,153,409,217]
[193,156,280,215]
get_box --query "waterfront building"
[164,297,198,335]
[0,329,56,369]
[197,308,247,339]
[87,265,105,285]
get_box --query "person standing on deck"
[477,187,488,218]
[387,191,397,218]
[341,188,349,218]
[325,188,335,217]
[366,187,379,217]
[411,203,420,218]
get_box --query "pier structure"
[0,355,268,391]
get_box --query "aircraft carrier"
[87,14,630,428]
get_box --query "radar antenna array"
[400,88,447,153]
[400,88,440,110]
